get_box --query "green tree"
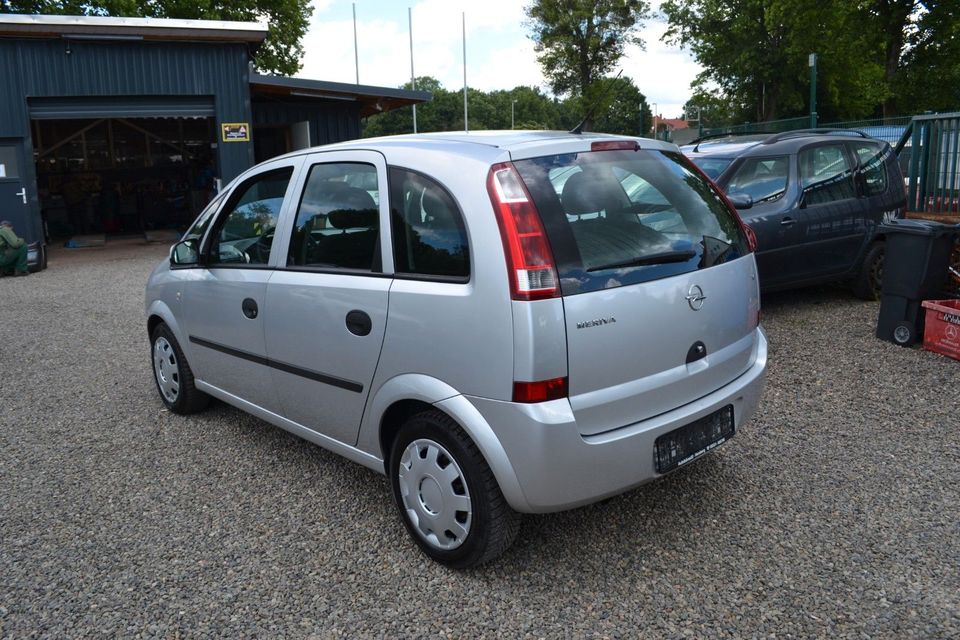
[525,0,651,98]
[664,0,953,124]
[895,1,960,113]
[0,0,312,75]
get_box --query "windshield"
[514,149,749,295]
[690,157,733,180]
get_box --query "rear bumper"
[456,327,767,513]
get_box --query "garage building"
[0,14,429,256]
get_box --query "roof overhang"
[0,14,268,44]
[250,74,432,118]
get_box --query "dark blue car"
[682,129,907,298]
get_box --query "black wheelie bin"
[876,219,959,346]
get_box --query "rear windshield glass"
[514,149,749,295]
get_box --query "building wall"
[252,100,361,147]
[0,37,254,242]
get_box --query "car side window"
[288,162,381,271]
[208,168,292,266]
[799,144,856,206]
[854,143,888,196]
[389,167,470,279]
[726,156,789,204]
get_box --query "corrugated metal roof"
[0,14,267,43]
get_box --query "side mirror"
[727,192,753,210]
[170,238,200,266]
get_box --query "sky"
[296,0,703,120]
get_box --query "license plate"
[654,405,734,473]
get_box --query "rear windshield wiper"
[586,249,697,272]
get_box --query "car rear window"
[514,149,749,295]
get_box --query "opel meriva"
[145,131,768,568]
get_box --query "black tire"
[892,321,916,346]
[389,410,521,569]
[150,322,210,414]
[852,241,885,300]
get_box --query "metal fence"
[896,112,960,216]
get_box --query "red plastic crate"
[921,299,960,361]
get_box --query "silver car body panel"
[145,131,768,516]
[463,327,767,513]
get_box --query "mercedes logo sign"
[686,284,707,311]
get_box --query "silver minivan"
[145,131,767,567]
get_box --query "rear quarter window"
[515,149,749,295]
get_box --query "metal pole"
[462,12,468,132]
[652,103,658,139]
[809,53,817,128]
[353,3,359,84]
[409,7,417,133]
[511,100,516,129]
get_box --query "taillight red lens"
[512,377,568,403]
[487,162,560,300]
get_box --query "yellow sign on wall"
[221,123,250,142]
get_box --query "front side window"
[726,156,789,204]
[800,144,856,205]
[389,167,470,279]
[854,142,888,196]
[515,149,749,295]
[208,168,292,265]
[288,162,380,271]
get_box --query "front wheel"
[150,323,210,414]
[852,241,885,300]
[389,410,521,569]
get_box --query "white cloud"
[297,0,701,117]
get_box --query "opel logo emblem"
[686,285,707,311]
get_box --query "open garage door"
[29,97,218,240]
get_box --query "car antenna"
[569,69,623,135]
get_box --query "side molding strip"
[189,335,364,393]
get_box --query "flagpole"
[462,12,468,132]
[409,7,417,133]
[353,3,359,84]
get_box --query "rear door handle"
[345,310,372,336]
[781,217,796,226]
[241,298,259,319]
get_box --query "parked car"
[145,131,768,567]
[682,129,908,298]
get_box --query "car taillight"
[513,377,568,403]
[487,162,559,300]
[742,223,758,253]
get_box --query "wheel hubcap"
[398,439,472,551]
[153,337,180,403]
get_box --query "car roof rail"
[761,128,870,145]
[687,131,776,153]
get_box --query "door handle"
[15,188,26,204]
[781,217,796,226]
[241,298,259,319]
[345,310,372,336]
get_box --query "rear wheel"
[852,241,885,300]
[389,410,520,568]
[150,323,209,414]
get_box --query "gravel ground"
[1,239,958,639]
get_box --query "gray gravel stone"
[1,240,958,638]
